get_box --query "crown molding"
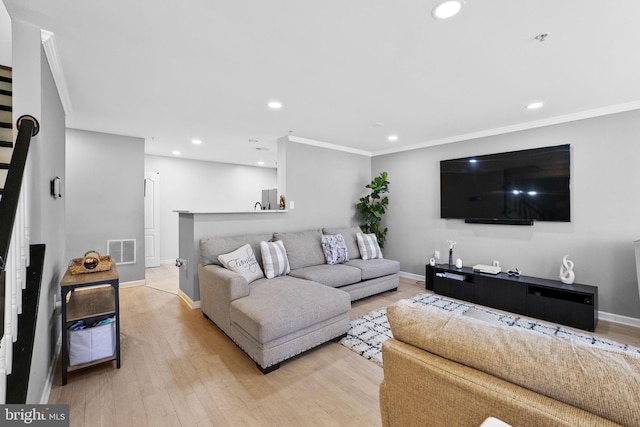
[40,29,72,115]
[372,100,640,157]
[287,135,372,157]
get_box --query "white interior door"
[144,172,160,267]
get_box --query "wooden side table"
[60,265,121,385]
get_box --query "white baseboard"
[398,271,640,329]
[120,279,145,288]
[597,311,640,328]
[160,258,175,265]
[178,289,201,309]
[399,271,426,283]
[41,333,62,404]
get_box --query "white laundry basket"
[68,321,116,366]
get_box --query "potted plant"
[356,171,390,248]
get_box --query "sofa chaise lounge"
[198,227,400,372]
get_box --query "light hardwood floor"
[143,264,179,295]
[48,271,640,427]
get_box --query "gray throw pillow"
[356,233,384,260]
[321,234,349,265]
[260,240,291,279]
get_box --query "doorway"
[144,172,160,268]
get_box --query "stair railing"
[0,115,40,343]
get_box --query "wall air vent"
[107,239,136,265]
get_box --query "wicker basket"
[69,252,113,275]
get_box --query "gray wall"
[179,140,372,301]
[144,155,277,262]
[286,142,372,228]
[66,129,145,282]
[0,1,10,66]
[373,109,640,319]
[13,21,67,403]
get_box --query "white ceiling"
[4,0,640,168]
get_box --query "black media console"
[425,264,598,331]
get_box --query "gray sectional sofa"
[198,226,400,372]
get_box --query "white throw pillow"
[260,240,291,279]
[356,233,384,260]
[217,244,264,283]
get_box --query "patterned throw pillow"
[356,233,384,260]
[260,240,291,279]
[321,234,349,265]
[217,244,264,283]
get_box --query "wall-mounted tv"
[440,144,570,225]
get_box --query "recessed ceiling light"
[526,101,544,110]
[432,0,464,20]
[172,150,181,156]
[257,161,265,166]
[268,101,282,109]
[387,135,399,142]
[192,139,202,145]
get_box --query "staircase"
[0,66,12,198]
[0,65,43,404]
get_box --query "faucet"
[254,202,262,211]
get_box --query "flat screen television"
[440,144,570,225]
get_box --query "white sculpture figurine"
[559,255,575,284]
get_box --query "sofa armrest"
[198,264,250,334]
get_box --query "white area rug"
[339,293,640,366]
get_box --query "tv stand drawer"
[433,269,474,300]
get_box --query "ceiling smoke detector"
[534,32,550,42]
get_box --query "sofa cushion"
[217,244,264,283]
[346,258,400,280]
[356,233,384,260]
[260,240,290,279]
[200,233,273,267]
[273,229,326,270]
[289,264,362,288]
[323,226,362,259]
[321,234,349,265]
[229,276,350,343]
[387,300,640,427]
